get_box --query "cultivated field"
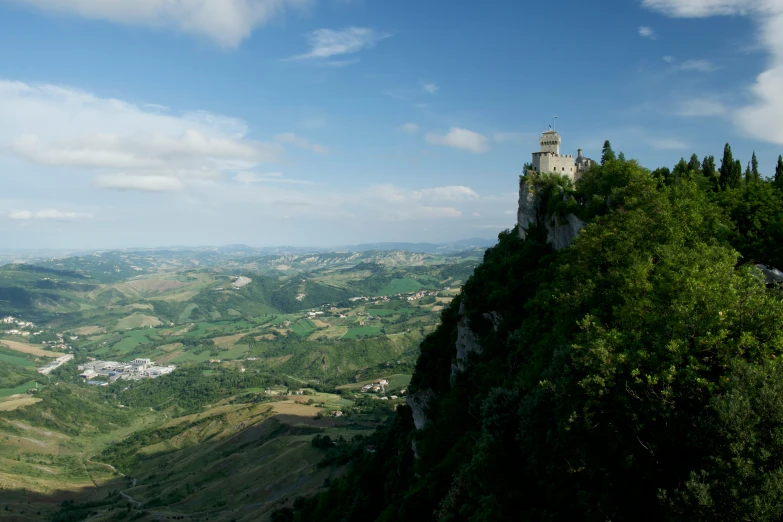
[0,396,42,411]
[0,340,62,358]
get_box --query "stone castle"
[530,129,593,179]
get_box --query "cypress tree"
[601,140,616,165]
[688,153,701,173]
[719,143,734,189]
[744,161,753,183]
[702,155,716,182]
[775,155,783,186]
[618,151,626,162]
[673,158,689,180]
[731,159,743,188]
[751,151,759,179]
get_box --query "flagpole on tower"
[554,116,558,132]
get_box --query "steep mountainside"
[276,158,783,521]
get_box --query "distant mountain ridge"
[0,238,498,264]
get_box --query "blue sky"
[1,0,782,250]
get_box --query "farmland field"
[377,278,425,296]
[291,319,318,337]
[0,380,41,398]
[343,325,384,338]
[112,329,158,353]
[366,307,408,317]
[0,396,42,411]
[0,351,34,367]
[115,313,162,330]
[0,340,61,358]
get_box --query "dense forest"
[274,145,783,521]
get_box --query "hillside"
[0,245,477,520]
[275,153,783,521]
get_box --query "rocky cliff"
[517,173,586,250]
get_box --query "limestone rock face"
[517,180,539,241]
[545,213,586,251]
[517,175,586,250]
[407,389,435,430]
[451,302,482,377]
[483,311,501,332]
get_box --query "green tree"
[732,159,743,188]
[618,151,626,162]
[719,143,734,189]
[775,155,783,187]
[752,150,760,179]
[702,155,717,189]
[601,140,616,165]
[745,161,753,183]
[688,153,701,173]
[672,158,690,182]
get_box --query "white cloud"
[397,123,419,134]
[233,171,316,184]
[93,174,184,192]
[293,27,392,60]
[316,59,360,68]
[9,0,311,48]
[641,0,754,17]
[425,127,490,153]
[677,97,727,116]
[415,186,479,201]
[643,0,783,144]
[663,55,676,63]
[0,80,286,192]
[422,83,439,94]
[8,209,92,220]
[234,171,283,182]
[639,26,657,39]
[274,132,329,153]
[675,59,720,72]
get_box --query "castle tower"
[539,130,561,155]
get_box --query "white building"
[531,130,594,180]
[131,358,151,370]
[38,354,74,375]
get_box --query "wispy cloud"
[274,132,329,153]
[639,26,657,39]
[643,0,783,145]
[425,127,490,153]
[414,186,479,201]
[93,174,184,192]
[233,171,317,185]
[8,0,311,48]
[291,27,392,61]
[0,80,337,196]
[675,59,720,72]
[677,96,727,117]
[8,209,93,220]
[642,0,754,17]
[422,83,439,94]
[397,123,420,134]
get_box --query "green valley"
[0,246,481,520]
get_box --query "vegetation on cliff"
[276,148,783,521]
